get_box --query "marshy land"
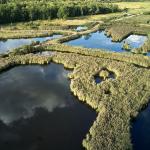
[0,0,150,150]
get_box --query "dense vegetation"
[0,1,150,150]
[53,52,150,150]
[105,14,150,54]
[0,51,149,150]
[0,0,120,24]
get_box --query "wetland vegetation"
[0,0,150,150]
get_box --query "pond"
[131,104,150,150]
[65,31,147,53]
[76,26,88,32]
[0,34,62,54]
[147,52,150,56]
[94,68,116,84]
[125,35,147,49]
[0,63,96,150]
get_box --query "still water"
[0,63,96,150]
[65,31,147,53]
[131,104,150,150]
[76,26,88,32]
[0,35,62,54]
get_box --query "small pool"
[131,104,150,150]
[125,35,147,49]
[65,31,147,53]
[0,63,96,150]
[147,52,150,56]
[94,68,116,84]
[76,26,87,32]
[0,34,62,54]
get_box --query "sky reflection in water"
[0,63,96,150]
[0,34,62,54]
[0,64,70,124]
[65,31,147,53]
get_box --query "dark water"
[65,31,147,53]
[94,69,115,84]
[131,104,150,150]
[94,76,102,84]
[0,63,96,150]
[0,35,62,54]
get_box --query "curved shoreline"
[0,52,149,149]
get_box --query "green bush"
[12,44,45,55]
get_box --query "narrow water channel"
[0,63,96,150]
[0,34,62,54]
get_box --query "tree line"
[0,1,120,24]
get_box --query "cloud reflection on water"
[65,31,147,52]
[0,35,62,53]
[0,63,73,124]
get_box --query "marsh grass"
[122,42,132,51]
[0,3,150,150]
[0,48,150,150]
[105,15,150,54]
[45,43,150,68]
[0,29,74,40]
[115,2,150,14]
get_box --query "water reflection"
[0,63,96,150]
[131,104,150,150]
[76,26,87,31]
[147,53,150,56]
[65,31,147,53]
[125,35,147,49]
[0,35,62,54]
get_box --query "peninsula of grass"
[0,1,150,150]
[0,51,149,150]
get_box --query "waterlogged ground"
[76,26,88,31]
[65,31,147,53]
[131,104,150,150]
[0,34,62,54]
[0,63,96,150]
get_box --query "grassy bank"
[0,2,150,150]
[0,29,76,40]
[105,13,150,54]
[46,44,150,68]
[10,40,150,68]
[105,23,150,42]
[115,2,150,14]
[0,51,149,150]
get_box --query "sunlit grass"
[115,2,150,14]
